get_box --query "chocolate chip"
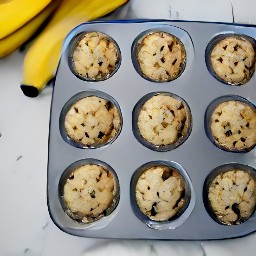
[240,137,246,142]
[168,42,174,52]
[151,202,157,216]
[225,130,232,137]
[232,203,240,219]
[170,109,175,116]
[162,169,172,181]
[177,104,184,110]
[234,44,239,51]
[98,131,105,139]
[172,59,177,65]
[105,101,112,110]
[90,190,96,198]
[218,57,223,63]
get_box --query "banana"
[0,0,52,39]
[20,0,128,97]
[0,0,60,58]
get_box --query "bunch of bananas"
[0,0,128,97]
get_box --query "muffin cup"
[203,163,256,225]
[204,95,256,153]
[68,31,121,81]
[59,158,120,224]
[130,160,195,230]
[132,92,192,152]
[132,29,187,82]
[59,90,123,149]
[205,33,256,86]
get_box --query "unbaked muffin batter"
[210,36,255,85]
[137,94,190,146]
[72,32,120,80]
[210,100,256,151]
[208,169,256,225]
[136,165,186,221]
[64,96,121,147]
[63,164,117,223]
[137,32,186,81]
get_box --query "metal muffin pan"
[47,20,256,240]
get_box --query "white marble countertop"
[0,0,256,255]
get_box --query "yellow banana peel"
[0,0,60,58]
[20,0,128,97]
[0,0,52,39]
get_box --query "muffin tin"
[47,20,256,240]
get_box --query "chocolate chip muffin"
[63,163,118,223]
[72,31,120,80]
[135,165,186,221]
[210,100,256,151]
[136,32,186,81]
[210,36,255,85]
[137,94,191,147]
[208,169,256,225]
[64,96,121,147]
